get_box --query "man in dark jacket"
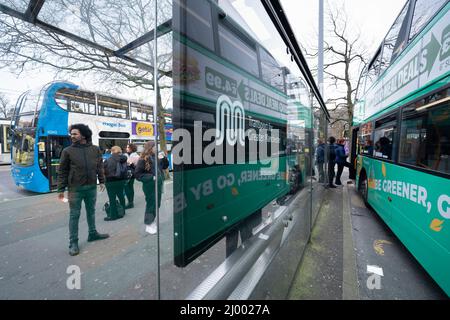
[315,139,325,183]
[326,136,338,188]
[57,124,109,256]
[103,145,128,221]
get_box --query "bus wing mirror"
[218,9,226,19]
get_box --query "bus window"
[130,102,153,122]
[400,88,450,174]
[12,130,35,166]
[1,125,12,153]
[20,91,41,114]
[185,0,214,50]
[380,2,410,73]
[365,50,381,93]
[16,91,41,128]
[373,114,397,160]
[218,21,259,77]
[56,89,95,114]
[17,114,35,128]
[68,91,96,115]
[54,95,68,110]
[355,68,367,102]
[359,122,373,156]
[409,0,447,41]
[260,47,284,93]
[98,95,129,119]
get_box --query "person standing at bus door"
[315,139,325,183]
[57,124,109,256]
[326,136,338,188]
[103,146,128,221]
[335,138,351,185]
[124,143,140,209]
[134,141,164,235]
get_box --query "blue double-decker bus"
[10,81,158,193]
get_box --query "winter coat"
[327,143,338,163]
[335,144,347,165]
[104,153,128,182]
[316,143,325,164]
[126,152,140,167]
[134,156,164,184]
[57,142,105,192]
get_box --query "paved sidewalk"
[287,171,447,300]
[287,176,356,299]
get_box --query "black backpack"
[104,200,125,218]
[328,144,337,162]
[115,161,129,180]
[160,157,169,170]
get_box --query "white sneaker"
[145,222,157,235]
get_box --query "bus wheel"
[358,172,371,209]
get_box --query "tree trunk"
[157,86,167,153]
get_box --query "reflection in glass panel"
[260,48,285,93]
[98,95,129,119]
[410,0,447,40]
[168,0,318,299]
[218,23,259,76]
[131,102,153,122]
[185,0,214,50]
[0,0,161,299]
[365,53,381,92]
[0,0,327,300]
[380,3,409,73]
[0,0,29,12]
[39,0,155,51]
[400,90,450,174]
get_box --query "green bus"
[172,0,313,266]
[352,0,450,296]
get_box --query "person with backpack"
[103,146,128,221]
[315,139,326,183]
[326,136,338,188]
[158,150,170,180]
[124,143,140,209]
[134,141,164,235]
[335,138,351,185]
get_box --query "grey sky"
[281,0,408,57]
[0,0,409,106]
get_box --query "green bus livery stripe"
[174,89,288,125]
[363,73,450,122]
[173,32,290,101]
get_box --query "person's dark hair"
[379,137,390,145]
[140,141,156,171]
[127,143,138,153]
[69,123,93,142]
[328,136,336,144]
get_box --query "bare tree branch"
[0,0,174,151]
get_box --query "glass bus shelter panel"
[0,0,161,299]
[0,0,28,12]
[311,105,328,223]
[165,0,314,299]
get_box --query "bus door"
[349,127,359,179]
[47,136,71,190]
